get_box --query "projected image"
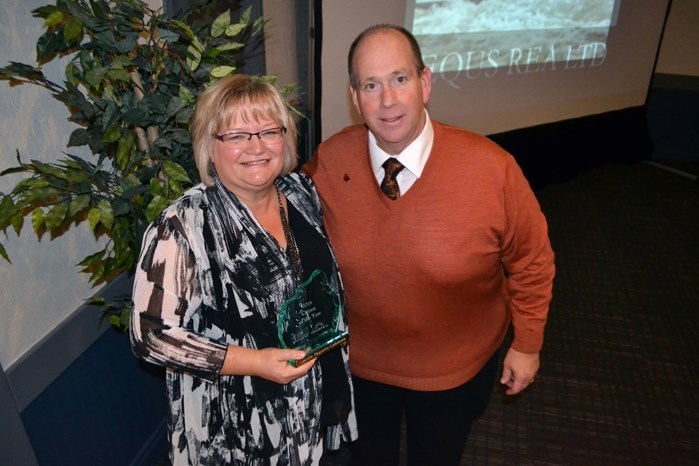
[408,0,619,78]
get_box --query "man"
[304,24,554,466]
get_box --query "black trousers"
[349,353,497,466]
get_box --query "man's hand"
[500,348,539,395]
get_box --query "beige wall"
[262,0,298,90]
[320,2,405,139]
[0,1,99,369]
[143,0,162,10]
[655,0,699,77]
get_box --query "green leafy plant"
[0,0,288,329]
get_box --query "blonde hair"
[191,75,298,187]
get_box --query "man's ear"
[420,66,433,105]
[350,84,361,115]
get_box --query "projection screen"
[321,0,670,138]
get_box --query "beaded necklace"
[276,187,304,282]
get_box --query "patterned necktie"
[381,158,405,201]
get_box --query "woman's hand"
[253,348,317,384]
[221,345,316,384]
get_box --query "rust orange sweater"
[304,121,555,391]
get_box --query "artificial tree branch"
[128,70,150,152]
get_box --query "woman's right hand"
[254,348,317,384]
[220,345,316,384]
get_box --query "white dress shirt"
[369,109,434,195]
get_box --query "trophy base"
[289,332,350,367]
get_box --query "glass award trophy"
[277,269,349,367]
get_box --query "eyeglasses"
[213,126,287,148]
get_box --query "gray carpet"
[461,161,699,465]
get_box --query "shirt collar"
[369,109,434,178]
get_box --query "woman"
[130,75,357,465]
